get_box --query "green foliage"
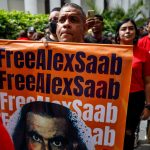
[86,0,147,35]
[0,9,48,39]
[85,0,95,10]
[125,0,144,19]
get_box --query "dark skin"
[86,17,104,41]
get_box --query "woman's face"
[119,21,136,45]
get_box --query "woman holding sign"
[115,18,150,150]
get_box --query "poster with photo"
[0,40,133,150]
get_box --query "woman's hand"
[141,108,150,120]
[142,76,150,120]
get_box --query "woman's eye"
[129,27,134,30]
[121,28,126,31]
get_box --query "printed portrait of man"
[7,101,94,150]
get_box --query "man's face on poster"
[26,112,69,150]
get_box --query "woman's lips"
[124,34,131,38]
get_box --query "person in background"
[17,30,29,40]
[143,21,149,36]
[0,117,14,150]
[85,14,112,44]
[107,32,116,44]
[138,18,150,144]
[32,32,44,41]
[115,18,150,150]
[138,18,150,50]
[27,26,36,40]
[138,26,148,38]
[56,3,87,43]
[43,23,50,37]
[42,7,61,42]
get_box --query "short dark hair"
[61,3,86,21]
[115,18,139,44]
[94,14,103,22]
[18,30,27,38]
[51,7,61,12]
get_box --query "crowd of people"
[1,2,150,150]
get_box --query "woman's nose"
[126,28,130,32]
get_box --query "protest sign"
[0,40,133,150]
